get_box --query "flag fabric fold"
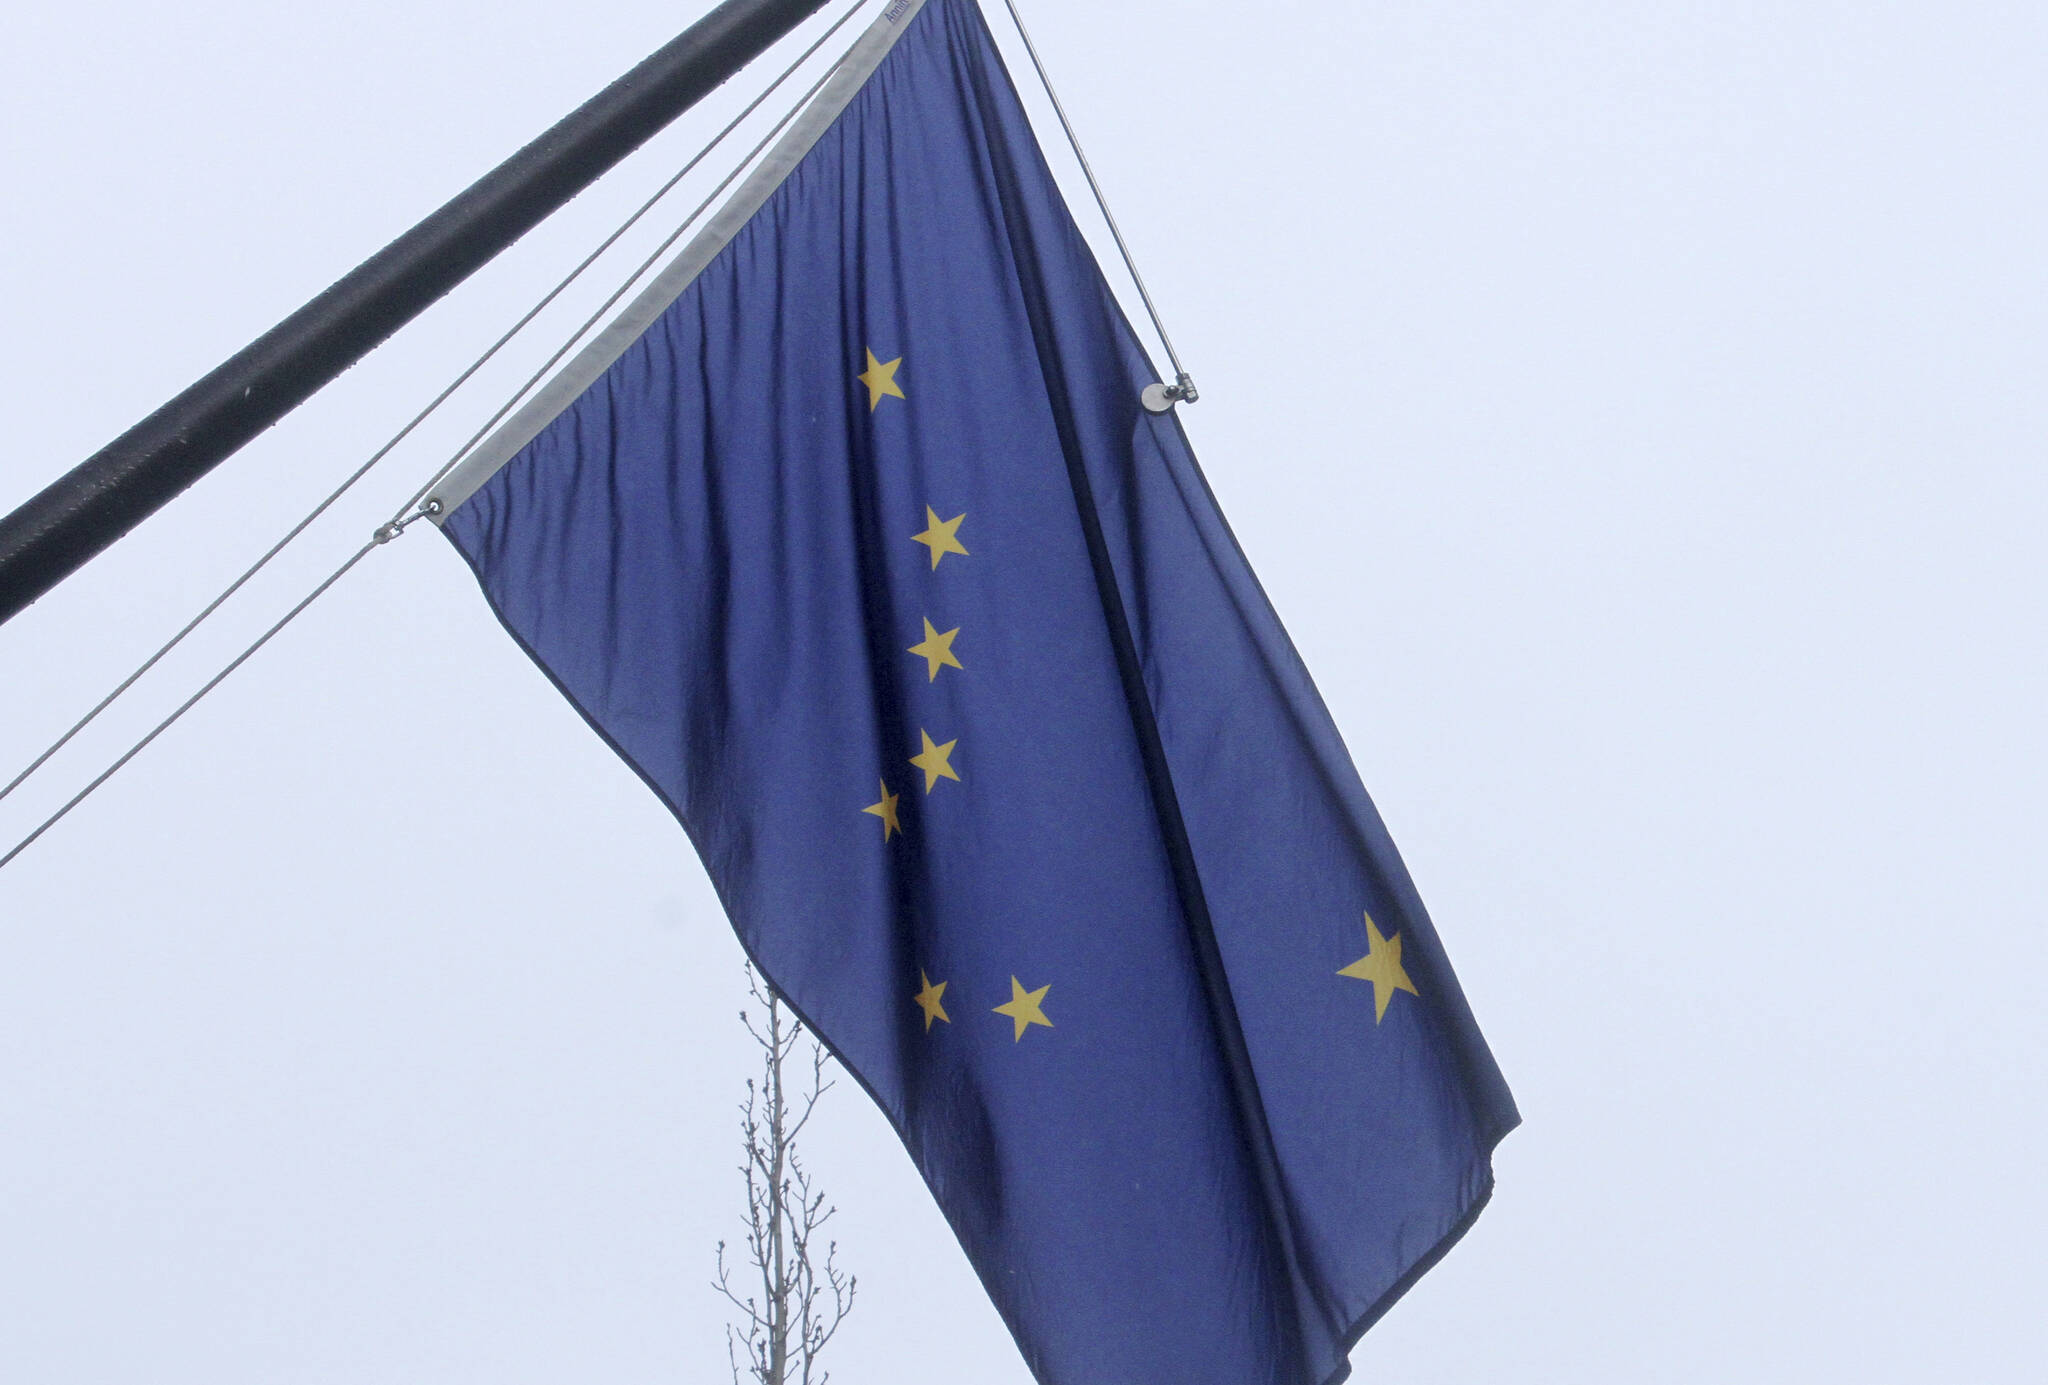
[437,2,1517,1380]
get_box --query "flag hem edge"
[427,0,931,523]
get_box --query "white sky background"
[1,0,2041,1379]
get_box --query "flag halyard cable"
[0,0,874,826]
[0,3,879,873]
[995,0,1198,412]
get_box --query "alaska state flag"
[434,1,1517,1380]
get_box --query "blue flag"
[434,2,1516,1380]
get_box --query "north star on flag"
[430,1,1518,1381]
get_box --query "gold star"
[856,348,905,412]
[908,618,963,681]
[909,729,960,793]
[1338,911,1419,1023]
[861,779,901,840]
[913,970,950,1031]
[911,507,969,569]
[993,975,1052,1041]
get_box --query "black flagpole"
[0,0,833,627]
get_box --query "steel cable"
[0,0,870,811]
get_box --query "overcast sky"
[2,1,2042,1381]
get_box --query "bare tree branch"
[717,965,857,1385]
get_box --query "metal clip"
[1140,372,1200,415]
[371,498,444,545]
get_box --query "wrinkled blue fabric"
[443,3,1517,1381]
